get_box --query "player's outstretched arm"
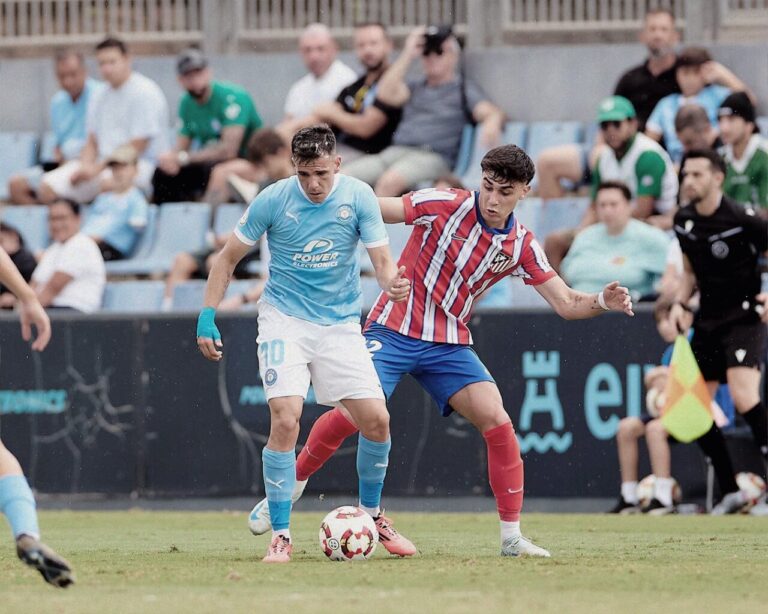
[366,245,410,303]
[0,247,51,351]
[197,235,252,362]
[377,197,406,224]
[535,276,634,320]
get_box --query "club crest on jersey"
[489,251,515,274]
[264,368,278,386]
[336,204,353,222]
[711,240,729,259]
[293,238,339,269]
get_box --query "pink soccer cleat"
[262,535,292,563]
[374,512,417,557]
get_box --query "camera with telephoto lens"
[422,25,453,56]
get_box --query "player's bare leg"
[0,440,74,586]
[610,417,644,513]
[341,398,417,557]
[643,419,676,514]
[261,396,302,563]
[449,381,550,557]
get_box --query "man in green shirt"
[718,92,768,215]
[152,48,263,203]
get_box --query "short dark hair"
[54,49,85,66]
[674,104,710,133]
[291,124,336,163]
[95,37,128,55]
[51,198,81,216]
[247,128,288,163]
[354,21,389,36]
[676,46,711,68]
[596,180,632,202]
[0,222,24,247]
[645,8,675,23]
[684,149,727,175]
[480,145,535,185]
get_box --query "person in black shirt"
[669,149,768,514]
[0,223,37,310]
[279,22,401,162]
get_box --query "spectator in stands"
[37,37,169,204]
[0,223,37,309]
[31,199,105,313]
[8,51,103,205]
[282,23,356,122]
[544,96,678,270]
[278,22,401,163]
[80,145,149,261]
[645,46,752,164]
[152,48,263,204]
[206,128,293,206]
[560,181,670,301]
[344,26,504,195]
[535,8,680,200]
[675,104,722,161]
[717,92,768,213]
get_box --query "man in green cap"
[544,95,679,270]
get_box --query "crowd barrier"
[0,310,762,500]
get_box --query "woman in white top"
[32,199,106,313]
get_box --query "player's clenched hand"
[197,307,223,361]
[386,266,411,303]
[18,296,51,351]
[602,281,634,316]
[757,293,768,323]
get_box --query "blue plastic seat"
[509,278,549,309]
[451,124,476,177]
[213,203,245,236]
[39,131,57,163]
[461,121,529,190]
[1,205,49,253]
[536,196,590,239]
[526,121,584,163]
[513,197,541,237]
[757,116,768,138]
[360,275,384,311]
[105,203,210,275]
[102,280,165,312]
[0,132,39,200]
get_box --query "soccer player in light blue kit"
[0,248,74,587]
[197,125,414,563]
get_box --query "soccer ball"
[319,506,378,562]
[735,472,766,506]
[636,475,682,508]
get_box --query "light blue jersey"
[81,187,149,255]
[234,174,389,325]
[50,78,104,161]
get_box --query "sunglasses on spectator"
[599,120,624,130]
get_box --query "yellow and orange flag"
[660,335,714,443]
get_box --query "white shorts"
[41,159,155,203]
[256,301,384,406]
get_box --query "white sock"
[654,477,674,507]
[274,529,291,541]
[621,481,638,504]
[359,504,380,518]
[500,520,520,542]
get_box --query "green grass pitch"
[0,511,767,613]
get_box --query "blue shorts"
[364,322,495,417]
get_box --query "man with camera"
[343,26,505,196]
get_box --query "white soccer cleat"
[248,479,308,536]
[500,535,551,558]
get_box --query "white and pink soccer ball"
[319,506,378,562]
[736,472,766,507]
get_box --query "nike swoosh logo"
[507,487,523,494]
[374,463,389,468]
[265,478,285,489]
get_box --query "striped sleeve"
[511,234,557,286]
[403,188,466,225]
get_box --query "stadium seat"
[39,131,57,163]
[171,280,206,312]
[536,196,590,239]
[526,122,583,190]
[508,278,549,309]
[474,278,513,311]
[757,116,768,138]
[461,121,529,190]
[452,124,476,177]
[105,203,210,275]
[360,275,383,310]
[583,122,600,150]
[213,203,245,236]
[513,197,541,236]
[0,132,39,200]
[1,205,49,253]
[102,280,165,312]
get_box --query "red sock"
[483,422,524,522]
[296,407,358,481]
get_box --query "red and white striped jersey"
[365,188,556,344]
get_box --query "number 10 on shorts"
[258,339,285,367]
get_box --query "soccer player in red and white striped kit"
[249,144,635,557]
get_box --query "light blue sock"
[357,435,391,512]
[262,448,295,533]
[0,475,40,540]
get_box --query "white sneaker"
[500,535,551,558]
[248,479,308,535]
